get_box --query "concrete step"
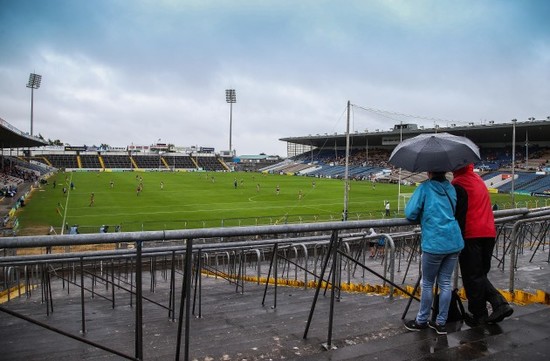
[1,272,549,360]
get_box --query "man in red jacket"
[452,164,513,325]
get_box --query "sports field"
[17,171,533,235]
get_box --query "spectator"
[404,171,464,335]
[452,164,513,325]
[367,228,377,258]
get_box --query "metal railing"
[1,207,549,360]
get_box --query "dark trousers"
[459,237,508,318]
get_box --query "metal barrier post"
[135,241,143,360]
[80,257,86,334]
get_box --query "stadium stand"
[195,155,226,171]
[497,172,540,193]
[79,154,102,169]
[131,154,165,169]
[278,162,314,174]
[22,143,540,193]
[162,154,197,169]
[19,160,52,176]
[101,154,133,169]
[529,176,550,194]
[18,152,231,172]
[43,154,79,169]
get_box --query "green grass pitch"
[17,171,531,235]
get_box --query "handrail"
[0,218,414,249]
[508,214,550,294]
[0,206,547,361]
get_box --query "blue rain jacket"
[405,178,464,254]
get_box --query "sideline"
[60,173,73,235]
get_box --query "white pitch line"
[60,173,73,235]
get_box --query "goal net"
[398,193,413,214]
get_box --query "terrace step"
[1,274,549,360]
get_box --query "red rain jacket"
[451,164,496,239]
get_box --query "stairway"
[1,273,548,361]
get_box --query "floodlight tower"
[225,89,236,155]
[26,73,42,136]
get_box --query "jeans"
[459,237,508,318]
[416,251,459,325]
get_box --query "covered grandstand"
[276,118,550,195]
[0,118,49,236]
[0,117,47,149]
[280,118,550,156]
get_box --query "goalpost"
[398,193,413,214]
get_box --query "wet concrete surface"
[0,228,549,360]
[1,260,549,361]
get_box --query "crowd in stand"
[315,146,549,172]
[2,159,40,185]
[306,148,392,169]
[283,146,550,187]
[0,184,17,197]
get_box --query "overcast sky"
[1,0,549,156]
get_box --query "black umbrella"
[388,132,481,172]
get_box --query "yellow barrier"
[202,270,550,306]
[0,284,36,304]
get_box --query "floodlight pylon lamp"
[27,73,42,89]
[26,72,42,136]
[225,89,236,154]
[225,89,236,103]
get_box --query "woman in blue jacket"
[404,171,464,335]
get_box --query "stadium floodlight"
[26,73,42,136]
[225,89,236,155]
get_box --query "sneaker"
[404,319,428,332]
[487,304,513,324]
[428,320,447,335]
